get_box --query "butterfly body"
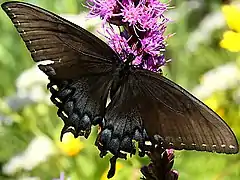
[1,1,238,162]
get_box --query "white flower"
[2,136,56,175]
[192,62,240,99]
[16,65,50,103]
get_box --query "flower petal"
[222,5,240,32]
[58,133,84,156]
[220,30,240,52]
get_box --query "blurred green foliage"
[0,0,239,180]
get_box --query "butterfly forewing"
[1,1,119,79]
[138,70,238,153]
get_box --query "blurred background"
[0,0,239,179]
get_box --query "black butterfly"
[2,0,239,165]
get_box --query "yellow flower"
[220,31,240,52]
[57,133,84,156]
[204,96,224,118]
[100,162,123,180]
[220,5,240,52]
[222,5,240,33]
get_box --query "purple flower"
[141,32,165,56]
[86,0,170,72]
[120,0,143,26]
[87,0,118,21]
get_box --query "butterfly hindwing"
[51,75,112,139]
[96,79,148,157]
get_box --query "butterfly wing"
[2,2,119,138]
[96,69,239,157]
[1,2,118,79]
